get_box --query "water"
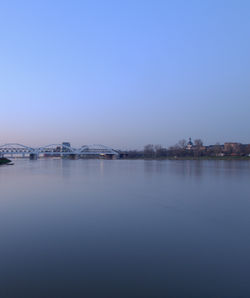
[1,159,250,298]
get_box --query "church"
[186,138,193,150]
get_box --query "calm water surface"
[0,159,250,298]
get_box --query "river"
[0,159,250,297]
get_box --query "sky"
[0,0,249,149]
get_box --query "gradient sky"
[0,0,249,149]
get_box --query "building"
[224,142,241,154]
[186,138,193,150]
[62,142,71,152]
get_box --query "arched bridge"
[0,143,119,158]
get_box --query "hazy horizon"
[1,0,250,149]
[0,137,249,152]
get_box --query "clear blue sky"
[0,0,249,149]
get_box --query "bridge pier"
[62,154,79,160]
[29,153,38,160]
[102,154,117,160]
[69,154,79,160]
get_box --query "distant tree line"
[120,139,250,159]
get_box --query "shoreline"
[121,156,250,161]
[2,156,250,162]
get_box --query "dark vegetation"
[0,157,12,165]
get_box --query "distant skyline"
[1,0,250,149]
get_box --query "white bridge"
[0,143,119,159]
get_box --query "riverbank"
[122,156,250,161]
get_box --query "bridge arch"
[0,143,35,153]
[79,144,119,155]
